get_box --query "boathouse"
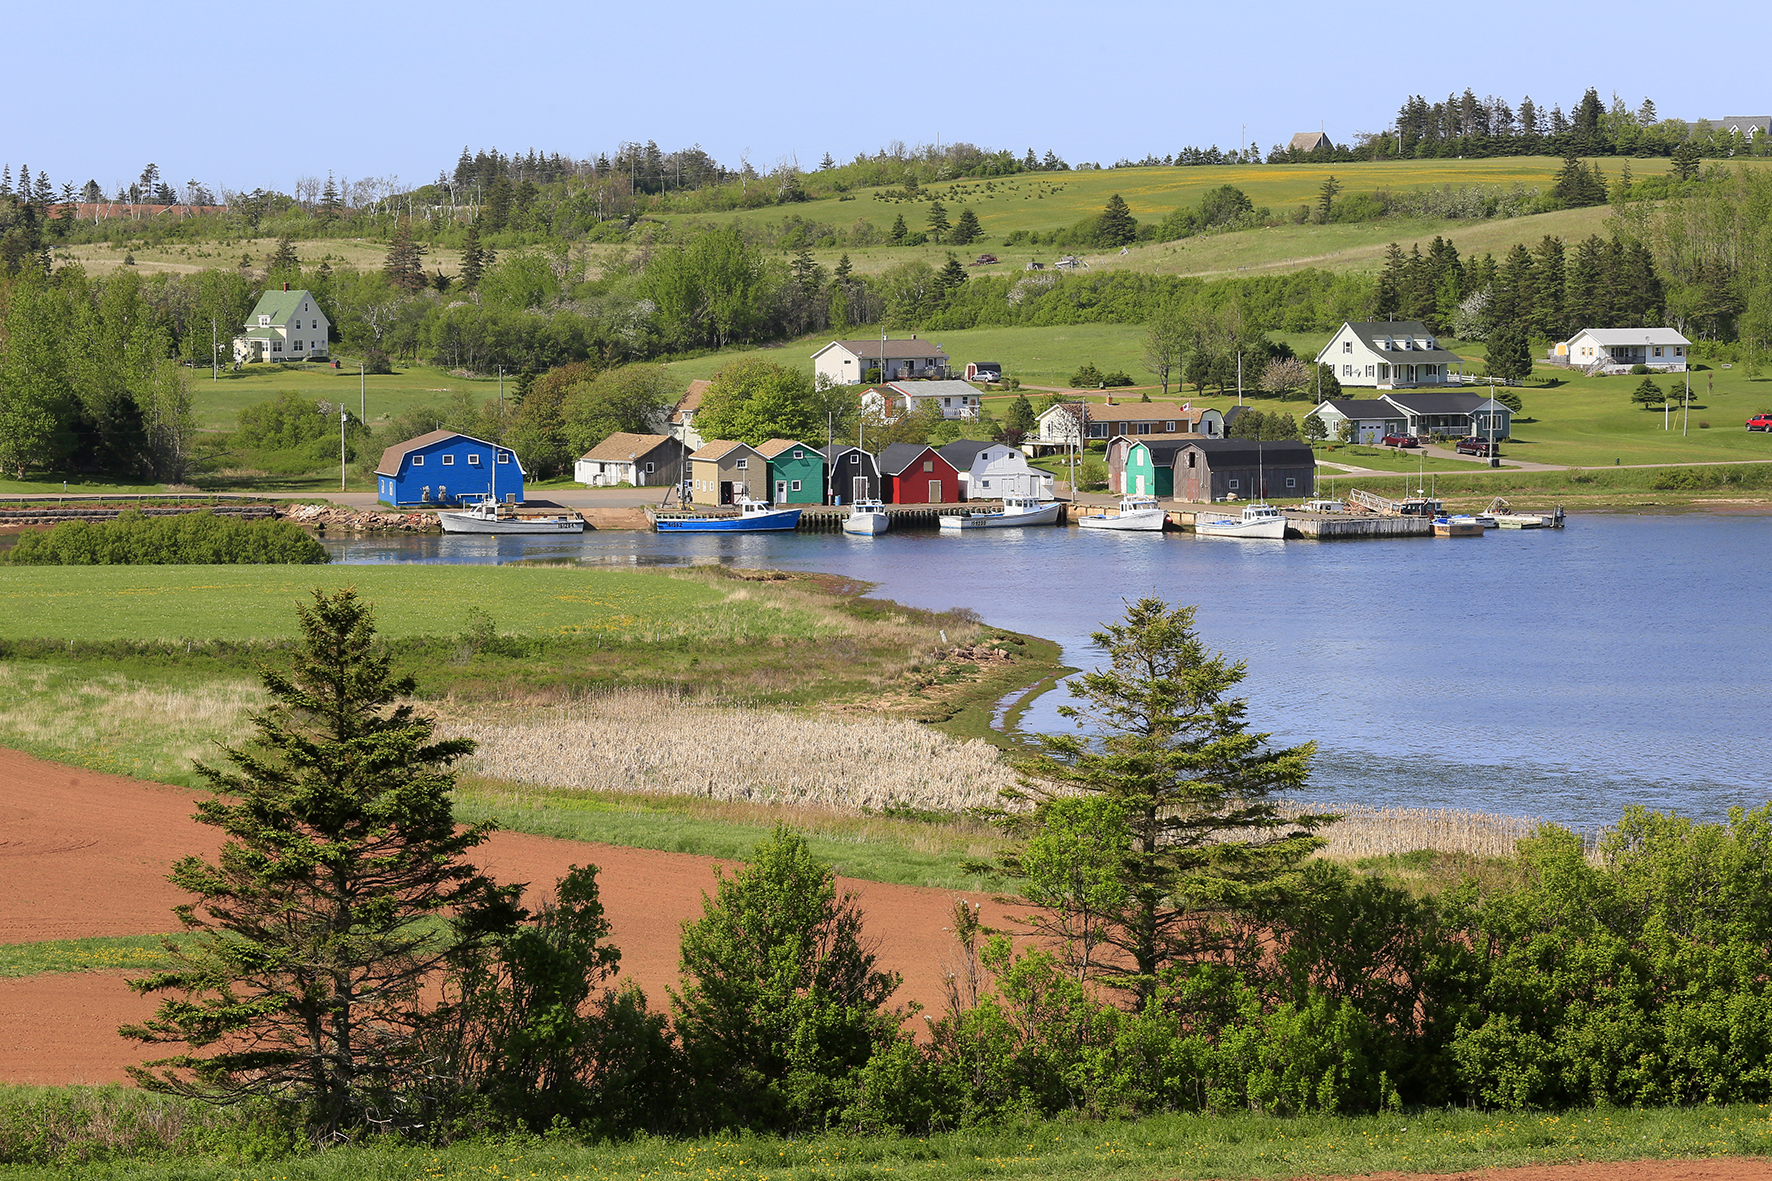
[822,444,881,503]
[376,430,525,507]
[878,443,960,504]
[756,439,826,504]
[687,440,766,506]
[1176,439,1315,503]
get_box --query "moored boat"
[654,496,803,533]
[1433,515,1485,537]
[842,498,891,536]
[1194,502,1287,540]
[1076,496,1167,532]
[938,495,1062,530]
[438,497,585,534]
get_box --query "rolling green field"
[0,565,818,643]
[184,360,503,431]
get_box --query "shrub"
[1071,362,1104,388]
[1100,370,1134,387]
[4,510,328,565]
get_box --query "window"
[981,479,990,488]
[412,455,424,466]
[442,454,455,466]
[497,452,510,463]
[1228,478,1240,489]
[850,454,860,465]
[792,449,803,459]
[258,315,270,326]
[468,454,481,465]
[1653,347,1663,357]
[1187,453,1196,468]
[736,458,748,469]
[1286,478,1297,488]
[1165,421,1175,432]
[1366,365,1375,377]
[272,340,282,351]
[1088,423,1108,438]
[644,462,655,474]
[1343,364,1352,376]
[790,480,802,491]
[923,460,933,472]
[1343,341,1353,354]
[1137,423,1151,434]
[1676,346,1685,356]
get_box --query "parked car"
[1746,413,1772,432]
[1456,437,1500,456]
[1381,434,1419,448]
[971,253,999,266]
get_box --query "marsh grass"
[0,935,175,978]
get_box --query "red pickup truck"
[1747,413,1772,432]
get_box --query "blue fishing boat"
[654,496,803,533]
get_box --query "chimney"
[282,282,289,291]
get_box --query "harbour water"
[322,512,1772,829]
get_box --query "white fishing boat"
[1194,502,1287,540]
[1076,496,1167,532]
[938,495,1062,530]
[842,498,891,536]
[438,497,585,534]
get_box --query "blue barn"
[375,430,527,507]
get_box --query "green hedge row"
[4,510,328,565]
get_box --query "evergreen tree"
[1550,154,1607,207]
[1630,376,1665,409]
[383,219,428,292]
[998,600,1326,1002]
[818,152,835,171]
[1315,175,1342,223]
[1374,243,1406,320]
[459,218,489,292]
[950,207,981,246]
[1531,235,1567,339]
[318,172,343,220]
[935,253,968,299]
[121,589,521,1139]
[1098,193,1137,246]
[1005,393,1038,434]
[1671,140,1702,182]
[926,200,949,244]
[269,236,301,275]
[1485,320,1532,381]
[888,213,907,245]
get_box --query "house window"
[644,462,655,474]
[497,452,510,463]
[923,460,933,472]
[412,455,424,466]
[1343,364,1352,376]
[1653,347,1663,357]
[1286,478,1297,488]
[1187,453,1197,468]
[1343,341,1353,354]
[468,454,481,465]
[258,315,270,326]
[1165,421,1175,432]
[1137,423,1151,434]
[1366,365,1375,377]
[792,449,803,459]
[790,480,802,492]
[1228,478,1240,489]
[1088,423,1108,438]
[442,455,455,466]
[981,479,990,488]
[736,458,748,469]
[1676,346,1684,356]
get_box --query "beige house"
[687,440,765,505]
[233,285,330,363]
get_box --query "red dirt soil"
[0,748,1005,1086]
[2,751,1762,1181]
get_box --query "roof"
[969,360,1002,369]
[1181,438,1317,465]
[1290,131,1330,151]
[1331,321,1464,364]
[1128,441,1190,466]
[820,443,873,463]
[1093,401,1197,422]
[815,338,951,362]
[671,379,711,425]
[756,439,822,459]
[579,432,678,463]
[878,442,950,476]
[1566,327,1691,346]
[247,288,318,327]
[375,430,516,477]
[688,439,756,462]
[1319,399,1399,419]
[886,379,977,399]
[936,440,995,468]
[1381,392,1495,414]
[1714,116,1771,133]
[1106,431,1203,446]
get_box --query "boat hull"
[1077,509,1167,532]
[1194,516,1286,540]
[438,514,584,534]
[842,512,890,535]
[1434,519,1484,537]
[655,508,803,533]
[938,502,1062,530]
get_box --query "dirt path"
[0,748,1007,1085]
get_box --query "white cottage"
[861,379,981,420]
[1315,320,1463,389]
[936,440,1054,499]
[812,337,950,385]
[233,285,330,363]
[1554,328,1690,374]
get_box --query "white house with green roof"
[233,285,330,363]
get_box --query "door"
[928,481,942,504]
[852,476,869,502]
[775,480,787,503]
[720,481,734,505]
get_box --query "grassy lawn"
[186,359,504,431]
[0,934,174,978]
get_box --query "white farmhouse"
[667,380,710,451]
[860,380,981,420]
[813,337,950,385]
[1553,328,1690,374]
[233,285,330,363]
[1315,320,1463,389]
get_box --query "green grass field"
[0,565,816,643]
[185,360,504,431]
[0,934,173,978]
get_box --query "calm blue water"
[323,513,1772,828]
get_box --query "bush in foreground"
[5,510,328,564]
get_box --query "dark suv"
[1456,437,1500,456]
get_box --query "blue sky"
[6,0,1763,196]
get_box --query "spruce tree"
[936,252,968,294]
[460,218,488,292]
[383,219,428,292]
[926,200,949,244]
[121,589,521,1138]
[269,236,300,275]
[1098,193,1137,246]
[950,207,981,246]
[889,213,907,245]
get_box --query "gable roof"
[1332,320,1464,364]
[1181,438,1316,465]
[375,429,462,476]
[936,439,996,468]
[580,432,678,463]
[1290,131,1330,152]
[1318,398,1399,419]
[671,379,711,425]
[886,379,977,399]
[247,287,321,327]
[1565,327,1691,346]
[1093,400,1197,422]
[1127,440,1190,466]
[815,338,951,362]
[1381,392,1492,414]
[756,438,823,459]
[820,443,876,466]
[878,442,951,476]
[688,439,758,462]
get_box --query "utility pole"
[339,409,349,492]
[498,366,505,413]
[1683,370,1690,437]
[211,316,218,381]
[360,360,366,423]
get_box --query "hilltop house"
[1027,400,1221,455]
[823,444,882,503]
[812,338,950,385]
[1553,328,1690,374]
[1290,131,1330,153]
[1307,392,1512,444]
[233,285,330,363]
[668,379,711,451]
[860,380,981,420]
[574,433,684,487]
[687,440,766,505]
[376,430,524,507]
[757,439,826,504]
[1315,320,1464,389]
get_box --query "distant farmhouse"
[1708,116,1770,141]
[1316,320,1463,390]
[1553,328,1690,375]
[1308,393,1512,445]
[667,380,711,451]
[861,379,981,420]
[1289,131,1330,153]
[813,337,950,385]
[234,286,329,363]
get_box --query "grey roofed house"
[1289,131,1330,152]
[822,444,881,503]
[1713,116,1771,139]
[811,337,950,385]
[1309,391,1511,443]
[936,439,995,470]
[877,442,938,476]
